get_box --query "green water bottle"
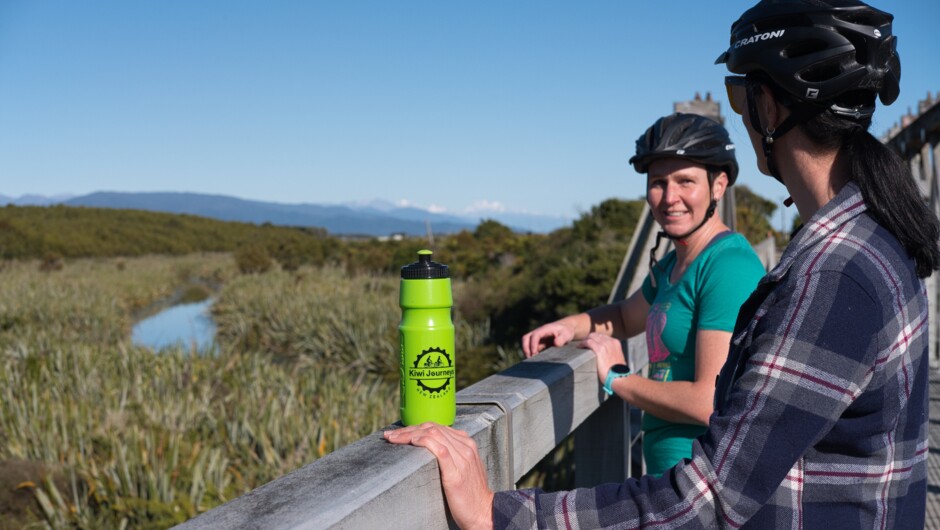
[399,250,456,426]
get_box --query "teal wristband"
[603,364,632,395]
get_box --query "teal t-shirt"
[639,232,765,476]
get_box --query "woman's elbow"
[689,389,716,425]
[692,408,713,426]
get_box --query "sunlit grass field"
[0,255,500,528]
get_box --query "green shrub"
[234,245,273,274]
[38,252,63,272]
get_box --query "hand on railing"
[577,333,629,390]
[522,321,576,358]
[384,423,495,530]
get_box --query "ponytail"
[802,109,940,278]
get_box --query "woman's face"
[646,158,720,237]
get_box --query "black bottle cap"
[401,250,450,279]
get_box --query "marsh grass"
[1,345,397,528]
[212,266,504,380]
[0,255,498,528]
[0,254,233,353]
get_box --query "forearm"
[554,304,625,342]
[585,301,640,339]
[611,375,713,425]
[548,312,594,341]
[493,457,730,529]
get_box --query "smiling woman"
[518,112,766,477]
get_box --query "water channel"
[131,299,217,353]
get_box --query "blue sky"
[1,1,937,227]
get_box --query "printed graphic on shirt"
[649,361,672,382]
[646,302,671,363]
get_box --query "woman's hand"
[522,321,576,358]
[578,332,627,385]
[384,423,495,530]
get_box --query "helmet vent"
[800,61,843,83]
[753,13,810,33]
[833,10,889,28]
[781,38,828,59]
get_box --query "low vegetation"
[0,256,500,528]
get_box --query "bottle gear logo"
[410,347,454,396]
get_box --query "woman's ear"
[712,172,729,201]
[756,84,782,131]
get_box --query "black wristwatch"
[603,364,632,395]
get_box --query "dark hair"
[799,106,940,278]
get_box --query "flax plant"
[212,265,493,379]
[1,344,397,528]
[0,256,494,528]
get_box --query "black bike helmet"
[629,112,739,185]
[716,0,900,117]
[715,0,898,184]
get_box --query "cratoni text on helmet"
[733,29,785,49]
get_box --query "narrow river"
[131,299,217,352]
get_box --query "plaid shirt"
[494,182,929,529]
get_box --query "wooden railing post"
[573,397,628,486]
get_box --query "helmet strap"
[649,198,717,278]
[746,81,783,184]
[649,230,667,282]
[662,196,718,242]
[745,79,826,185]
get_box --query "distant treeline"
[0,186,777,341]
[0,203,335,260]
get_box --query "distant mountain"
[345,201,474,226]
[1,193,75,206]
[468,211,572,233]
[61,192,478,237]
[4,192,571,235]
[344,198,572,233]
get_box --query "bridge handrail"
[175,344,647,529]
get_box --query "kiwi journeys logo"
[410,347,454,396]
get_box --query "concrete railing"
[175,344,648,529]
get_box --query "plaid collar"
[766,181,867,282]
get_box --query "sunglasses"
[724,75,748,115]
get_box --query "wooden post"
[929,138,940,366]
[574,398,628,487]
